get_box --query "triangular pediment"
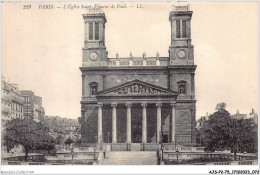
[97,79,178,96]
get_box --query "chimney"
[11,84,18,89]
[252,108,255,114]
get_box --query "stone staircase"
[102,151,158,165]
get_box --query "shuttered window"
[95,22,99,40]
[89,22,93,40]
[182,20,186,38]
[176,20,180,38]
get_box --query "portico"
[97,102,177,144]
[95,79,178,145]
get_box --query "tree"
[75,137,81,147]
[204,103,257,160]
[215,102,226,112]
[204,104,231,153]
[55,135,63,147]
[226,118,257,159]
[64,137,73,147]
[3,119,56,160]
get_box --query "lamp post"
[175,135,177,148]
[161,145,164,161]
[176,149,179,165]
[107,132,110,143]
[100,135,103,151]
[71,148,74,164]
[93,145,96,160]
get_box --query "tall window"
[176,20,180,38]
[182,20,186,38]
[89,22,94,40]
[95,22,99,40]
[89,22,99,41]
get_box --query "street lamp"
[176,149,179,165]
[161,145,164,160]
[100,135,103,151]
[175,136,177,148]
[93,145,96,160]
[71,148,74,164]
[107,132,110,143]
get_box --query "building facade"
[44,116,80,140]
[1,77,25,123]
[21,90,45,122]
[1,78,12,122]
[80,6,196,147]
[231,108,258,124]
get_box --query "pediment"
[97,79,178,96]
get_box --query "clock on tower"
[82,11,108,65]
[168,5,194,65]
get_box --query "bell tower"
[169,5,194,65]
[82,10,107,65]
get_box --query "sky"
[1,1,258,119]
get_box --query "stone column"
[97,103,103,143]
[141,103,147,143]
[191,73,195,98]
[126,103,132,143]
[186,20,191,39]
[82,74,85,97]
[156,103,162,143]
[111,103,117,143]
[84,21,88,42]
[171,103,176,143]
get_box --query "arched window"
[89,82,98,96]
[177,80,187,95]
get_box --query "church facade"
[80,5,196,148]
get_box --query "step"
[102,151,158,165]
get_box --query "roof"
[2,81,11,92]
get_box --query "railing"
[238,160,255,165]
[111,143,129,151]
[143,143,159,151]
[173,5,190,11]
[82,59,170,68]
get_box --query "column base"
[142,141,147,144]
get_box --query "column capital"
[141,103,147,108]
[190,108,196,112]
[170,102,177,108]
[111,103,117,108]
[97,103,103,108]
[125,103,132,108]
[156,103,162,107]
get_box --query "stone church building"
[80,5,196,149]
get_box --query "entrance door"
[162,133,169,143]
[132,121,142,143]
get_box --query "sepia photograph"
[1,1,258,174]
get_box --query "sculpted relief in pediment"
[104,83,169,95]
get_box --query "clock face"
[89,52,98,61]
[177,50,186,59]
